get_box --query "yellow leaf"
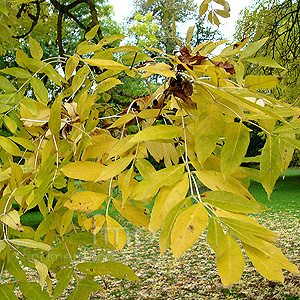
[31,77,49,104]
[131,125,182,143]
[96,157,133,181]
[112,198,149,228]
[220,122,250,178]
[65,191,108,212]
[240,37,268,59]
[138,63,176,78]
[61,161,105,181]
[119,166,135,206]
[65,56,79,80]
[9,239,51,251]
[106,215,127,251]
[171,202,208,259]
[260,136,282,199]
[206,217,226,257]
[186,26,195,43]
[108,114,134,129]
[97,78,123,93]
[83,215,105,234]
[188,103,223,164]
[81,58,128,71]
[34,259,48,288]
[159,198,190,254]
[3,115,17,133]
[135,158,156,180]
[132,164,184,201]
[137,109,163,119]
[195,170,255,201]
[199,1,209,17]
[0,210,24,232]
[245,57,285,69]
[98,34,126,46]
[82,134,117,160]
[217,232,245,289]
[149,174,189,232]
[203,191,267,214]
[245,75,280,91]
[108,135,136,159]
[242,243,284,282]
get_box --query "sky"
[108,0,255,41]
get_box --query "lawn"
[6,169,300,299]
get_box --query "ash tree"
[0,0,299,298]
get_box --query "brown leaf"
[210,60,235,75]
[177,47,206,71]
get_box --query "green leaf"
[68,276,102,300]
[8,137,36,151]
[245,75,280,91]
[65,191,108,212]
[85,25,100,40]
[31,77,49,104]
[207,217,226,257]
[0,136,22,156]
[260,136,282,199]
[29,36,43,60]
[0,75,16,92]
[49,96,62,134]
[130,125,182,143]
[6,255,27,282]
[0,284,19,300]
[203,191,267,213]
[0,67,31,79]
[216,232,245,289]
[19,282,50,300]
[188,103,223,164]
[279,136,300,151]
[171,202,208,259]
[76,262,140,281]
[245,57,285,69]
[59,209,74,235]
[132,164,184,201]
[149,174,189,232]
[9,239,51,251]
[240,37,268,59]
[220,122,250,178]
[52,267,73,299]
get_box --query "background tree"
[234,0,300,102]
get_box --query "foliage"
[234,0,300,102]
[127,12,160,47]
[0,0,300,298]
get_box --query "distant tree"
[234,0,300,102]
